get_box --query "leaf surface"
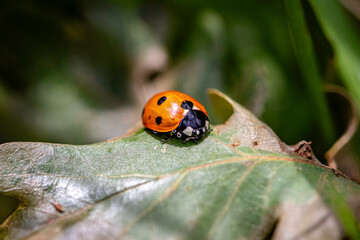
[0,89,359,240]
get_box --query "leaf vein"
[206,159,267,239]
[118,172,188,238]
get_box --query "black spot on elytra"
[148,116,151,120]
[157,96,167,105]
[156,116,162,125]
[181,100,194,110]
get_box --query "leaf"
[309,0,360,108]
[284,0,336,145]
[1,89,359,240]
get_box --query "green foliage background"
[1,0,360,229]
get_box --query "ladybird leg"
[182,136,190,143]
[182,136,193,143]
[161,135,172,143]
[183,136,198,143]
[161,130,176,143]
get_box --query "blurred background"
[1,0,360,224]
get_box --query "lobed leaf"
[0,89,359,240]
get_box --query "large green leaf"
[0,90,359,240]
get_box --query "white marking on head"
[182,126,193,136]
[183,109,190,116]
[193,106,200,110]
[196,130,200,135]
[205,120,210,130]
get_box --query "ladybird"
[142,91,211,143]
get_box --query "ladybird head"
[175,102,210,142]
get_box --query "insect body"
[142,91,211,142]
